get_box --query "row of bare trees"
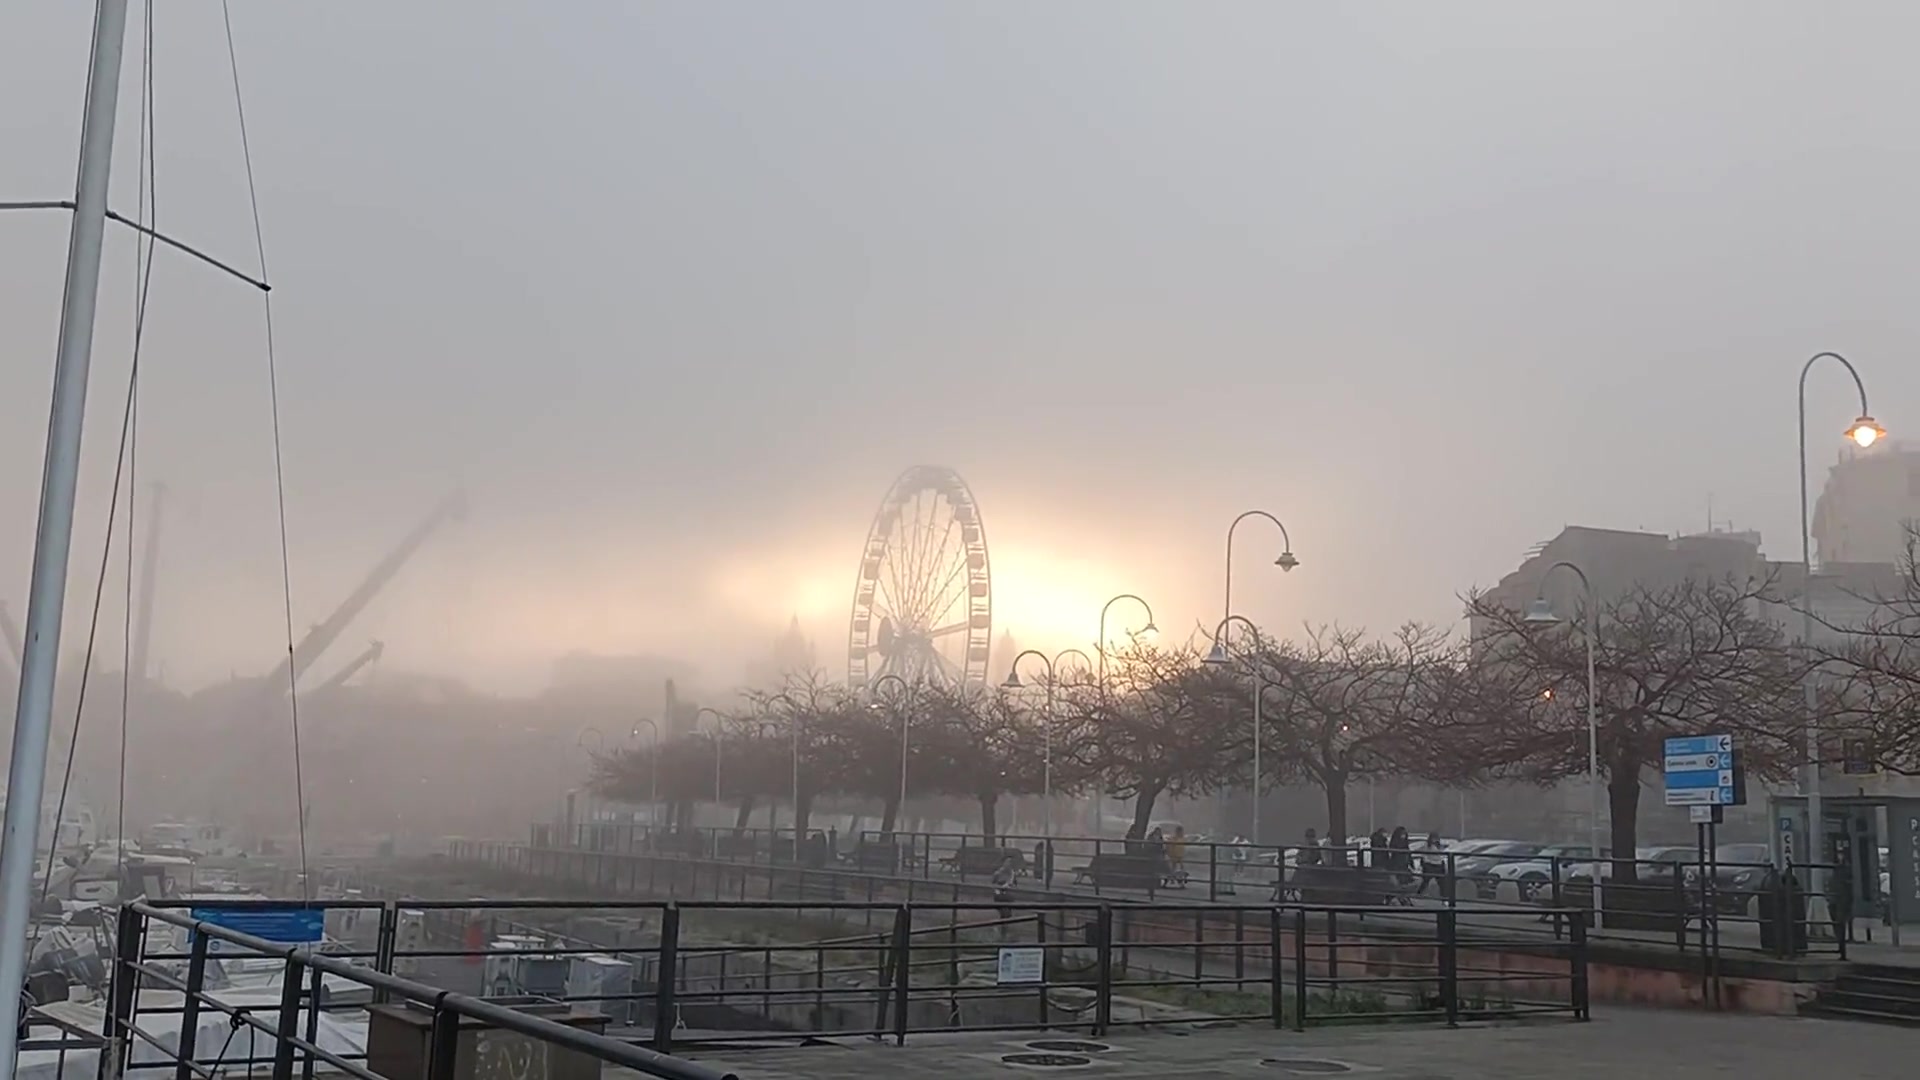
[594,546,1920,872]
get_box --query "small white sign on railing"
[996,947,1044,985]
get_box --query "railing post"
[1267,907,1283,1029]
[1325,909,1338,983]
[1035,905,1052,1030]
[426,994,461,1080]
[272,952,306,1080]
[172,922,209,1080]
[1671,872,1687,952]
[893,905,912,1046]
[1208,844,1219,902]
[303,963,323,1080]
[1445,852,1457,909]
[1438,908,1459,1028]
[1550,859,1564,940]
[1570,909,1590,1020]
[1094,905,1113,1036]
[1192,910,1205,987]
[106,903,146,1078]
[652,904,680,1053]
[1292,907,1308,1032]
[375,902,399,987]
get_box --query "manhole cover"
[1027,1040,1111,1053]
[1262,1061,1353,1075]
[1002,1052,1093,1068]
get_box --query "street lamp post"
[695,706,727,807]
[629,718,660,829]
[766,692,805,857]
[871,674,911,832]
[1523,562,1601,883]
[1097,593,1157,685]
[1797,353,1885,894]
[1223,510,1298,630]
[1003,649,1091,841]
[1203,614,1267,845]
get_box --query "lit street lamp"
[1003,649,1092,840]
[1798,352,1885,893]
[870,673,911,830]
[1203,614,1268,844]
[1223,510,1298,631]
[1523,561,1601,885]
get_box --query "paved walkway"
[650,1009,1912,1079]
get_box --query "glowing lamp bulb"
[1848,415,1885,448]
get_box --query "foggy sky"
[3,2,1919,698]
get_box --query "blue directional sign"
[1663,734,1741,807]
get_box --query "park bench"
[842,840,907,873]
[1281,863,1411,906]
[652,831,710,858]
[1071,852,1185,891]
[939,846,1027,878]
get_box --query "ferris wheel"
[847,466,992,689]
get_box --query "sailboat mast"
[0,2,131,1074]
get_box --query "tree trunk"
[1607,762,1641,883]
[881,795,902,835]
[978,794,999,842]
[1127,783,1164,840]
[732,797,755,834]
[1324,773,1350,867]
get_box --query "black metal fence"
[477,825,1847,962]
[102,894,1585,1069]
[86,900,736,1080]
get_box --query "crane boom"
[314,640,382,693]
[266,490,465,690]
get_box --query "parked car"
[1448,841,1547,897]
[1481,845,1609,901]
[1566,845,1694,884]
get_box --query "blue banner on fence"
[190,906,325,954]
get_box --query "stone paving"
[649,1009,1912,1079]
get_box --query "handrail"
[128,902,738,1080]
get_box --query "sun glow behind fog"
[701,536,1165,671]
[985,545,1157,658]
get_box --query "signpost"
[1663,734,1745,810]
[1665,734,1744,1011]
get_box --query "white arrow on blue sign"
[1664,733,1736,807]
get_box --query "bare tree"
[919,685,1043,841]
[1462,574,1800,880]
[1236,623,1466,862]
[1079,644,1243,839]
[1813,524,1920,776]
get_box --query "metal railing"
[157,894,1584,1057]
[100,900,737,1080]
[468,827,1846,962]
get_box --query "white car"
[1481,845,1605,901]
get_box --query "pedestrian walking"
[1417,831,1446,896]
[992,852,1020,937]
